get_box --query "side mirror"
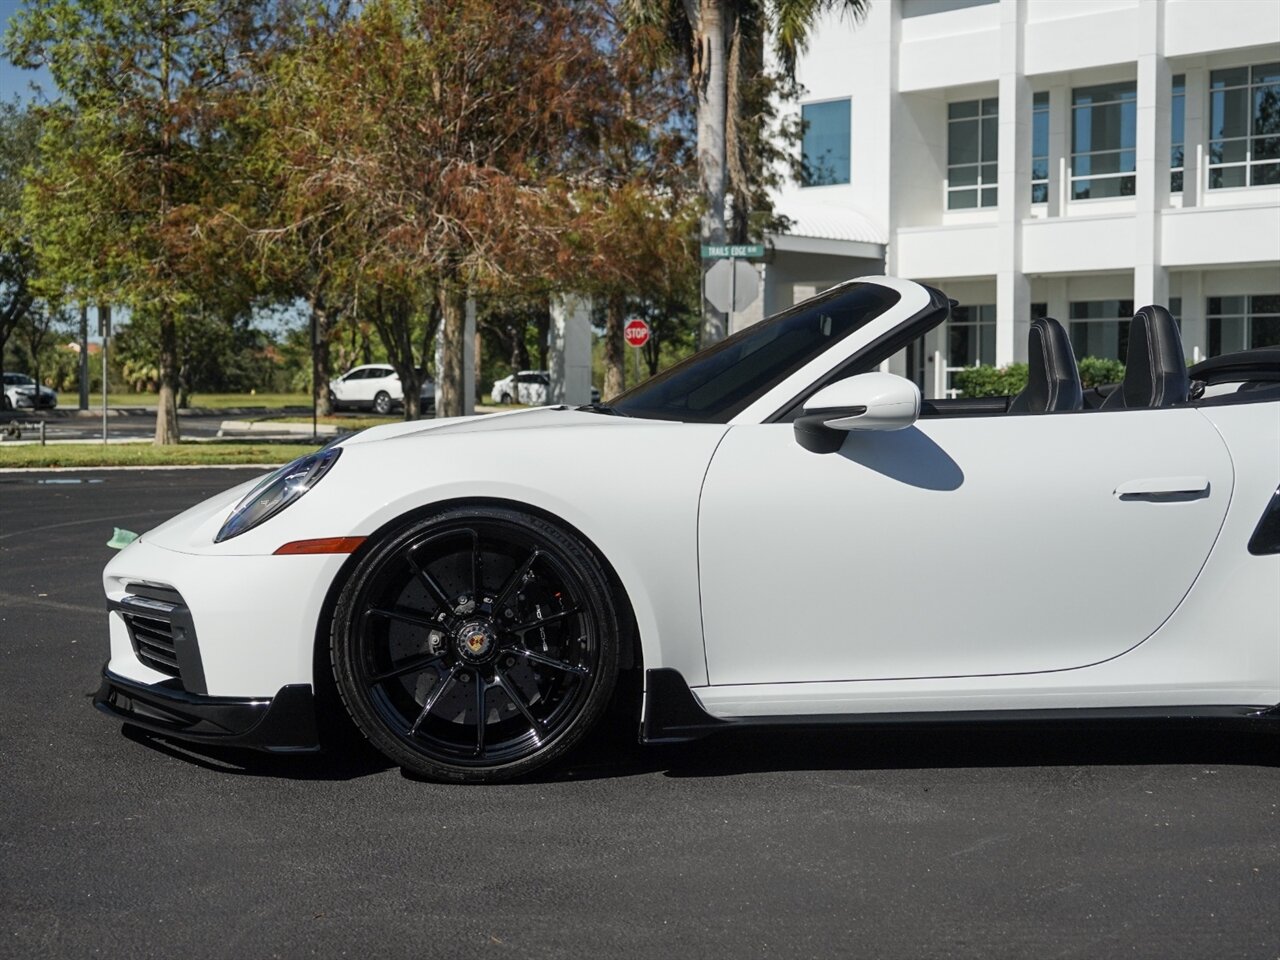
[793,372,921,454]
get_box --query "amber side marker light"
[274,537,367,556]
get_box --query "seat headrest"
[1102,305,1188,409]
[1009,317,1083,414]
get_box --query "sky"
[0,0,52,103]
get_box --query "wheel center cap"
[455,620,498,662]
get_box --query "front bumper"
[94,666,319,752]
[12,392,55,409]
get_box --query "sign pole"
[623,318,651,385]
[78,304,89,410]
[729,254,737,335]
[699,262,707,352]
[310,311,318,444]
[99,304,110,445]
[700,244,764,339]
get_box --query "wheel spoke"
[509,606,581,634]
[494,669,546,742]
[369,652,444,684]
[493,548,539,611]
[404,550,452,612]
[474,678,487,756]
[465,527,482,601]
[409,665,458,736]
[512,646,589,676]
[368,606,439,630]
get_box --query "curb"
[219,419,340,437]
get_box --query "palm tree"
[624,0,869,344]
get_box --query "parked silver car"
[2,372,57,411]
[490,370,601,405]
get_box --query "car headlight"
[215,446,342,543]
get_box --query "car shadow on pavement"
[529,721,1280,784]
[115,718,1278,785]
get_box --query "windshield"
[5,374,34,386]
[609,282,901,423]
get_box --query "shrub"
[952,363,1028,398]
[1077,356,1125,388]
[952,356,1125,398]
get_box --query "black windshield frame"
[608,282,902,423]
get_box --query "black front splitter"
[94,665,320,753]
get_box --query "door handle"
[1114,476,1210,501]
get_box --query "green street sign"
[701,243,765,260]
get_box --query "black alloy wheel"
[331,507,622,782]
[373,391,393,415]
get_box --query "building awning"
[768,201,887,260]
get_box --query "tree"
[15,303,65,398]
[0,103,41,371]
[262,0,679,419]
[623,0,868,345]
[6,0,286,443]
[573,10,700,401]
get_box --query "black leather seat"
[1009,317,1083,413]
[1101,305,1188,409]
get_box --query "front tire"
[330,507,621,783]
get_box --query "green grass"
[55,392,311,410]
[0,441,321,469]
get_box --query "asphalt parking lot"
[1,469,1278,959]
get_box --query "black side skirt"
[94,666,320,753]
[639,667,1280,745]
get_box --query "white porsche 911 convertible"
[95,277,1280,782]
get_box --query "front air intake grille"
[123,602,181,674]
[112,585,208,694]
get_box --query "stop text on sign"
[624,319,650,348]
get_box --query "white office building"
[761,0,1280,397]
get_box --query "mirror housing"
[793,372,922,453]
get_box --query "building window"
[1071,82,1136,199]
[800,99,851,186]
[1171,75,1185,192]
[1208,63,1280,189]
[949,304,996,367]
[1031,92,1049,203]
[947,98,998,209]
[1207,295,1280,355]
[1069,299,1135,361]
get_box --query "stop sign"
[623,318,650,348]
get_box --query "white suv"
[328,365,435,415]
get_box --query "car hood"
[339,405,643,445]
